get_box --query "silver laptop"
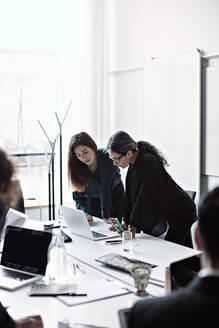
[61,206,119,241]
[0,225,52,291]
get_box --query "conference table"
[0,217,200,328]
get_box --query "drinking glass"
[122,230,132,251]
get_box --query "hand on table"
[110,223,136,238]
[129,226,137,238]
[15,315,43,328]
[86,215,93,225]
[108,221,128,236]
[104,217,117,224]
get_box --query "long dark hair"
[68,132,97,191]
[107,131,168,167]
[0,148,15,193]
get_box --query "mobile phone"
[44,224,60,230]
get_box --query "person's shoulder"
[97,148,111,163]
[97,149,120,173]
[137,152,160,170]
[140,151,156,161]
[133,285,195,313]
[98,148,109,156]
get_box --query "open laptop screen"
[170,254,201,290]
[1,226,52,275]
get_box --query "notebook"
[61,206,118,241]
[0,225,52,291]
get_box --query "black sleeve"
[128,156,162,233]
[99,169,117,219]
[0,303,15,328]
[99,155,122,219]
[123,192,131,225]
[72,192,89,215]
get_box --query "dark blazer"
[0,302,15,327]
[125,151,197,246]
[129,276,219,328]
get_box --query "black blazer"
[129,276,219,328]
[124,151,197,246]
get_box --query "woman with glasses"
[68,132,124,224]
[107,131,197,247]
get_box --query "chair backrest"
[186,190,197,248]
[185,190,196,201]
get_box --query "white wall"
[108,0,219,199]
[109,0,219,69]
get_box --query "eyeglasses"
[110,154,125,164]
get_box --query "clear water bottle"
[57,205,64,226]
[46,228,67,285]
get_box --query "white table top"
[0,217,200,327]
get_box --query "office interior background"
[1,0,219,219]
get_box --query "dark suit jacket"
[124,152,197,247]
[129,276,219,328]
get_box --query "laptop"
[118,308,130,328]
[169,254,201,291]
[61,206,119,241]
[1,208,28,240]
[0,225,52,291]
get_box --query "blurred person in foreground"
[126,186,219,327]
[0,147,43,328]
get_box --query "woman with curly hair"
[107,131,197,247]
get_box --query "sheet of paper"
[58,279,132,306]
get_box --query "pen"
[30,293,87,296]
[44,225,60,230]
[115,218,123,232]
[72,262,76,273]
[76,262,86,274]
[105,240,122,245]
[109,221,121,233]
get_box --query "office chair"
[185,190,196,201]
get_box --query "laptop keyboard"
[0,267,35,281]
[92,231,106,238]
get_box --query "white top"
[198,267,219,278]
